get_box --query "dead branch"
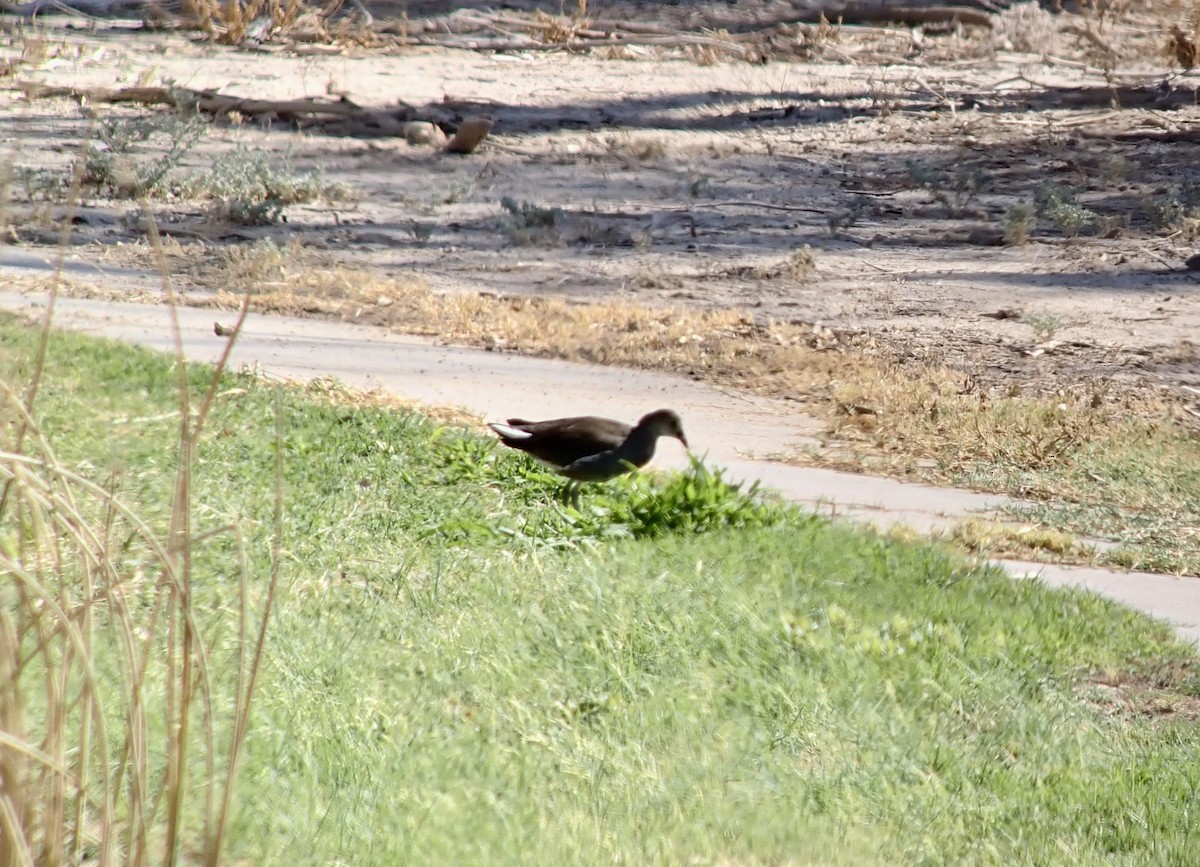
[815,5,994,29]
[408,32,753,57]
[15,81,368,116]
[10,80,505,146]
[12,81,414,135]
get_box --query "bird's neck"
[616,426,659,467]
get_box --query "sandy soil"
[2,2,1199,408]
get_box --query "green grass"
[3,314,1200,865]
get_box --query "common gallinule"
[488,409,688,492]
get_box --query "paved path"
[2,289,1198,644]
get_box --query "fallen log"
[823,5,995,29]
[11,81,502,145]
[16,81,367,117]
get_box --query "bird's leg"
[558,479,581,508]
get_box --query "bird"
[488,409,688,498]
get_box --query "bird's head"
[638,409,688,448]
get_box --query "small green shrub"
[1022,311,1064,342]
[1033,181,1096,238]
[499,196,563,245]
[193,145,351,225]
[588,456,783,539]
[83,113,208,198]
[431,435,783,545]
[1141,196,1185,230]
[1004,202,1037,245]
[906,159,983,215]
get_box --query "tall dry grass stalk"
[0,122,276,867]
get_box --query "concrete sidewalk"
[3,290,1197,643]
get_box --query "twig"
[409,32,751,56]
[703,200,827,214]
[1060,23,1118,59]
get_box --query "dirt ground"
[2,1,1199,410]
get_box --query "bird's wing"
[557,450,638,483]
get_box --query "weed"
[826,198,866,237]
[687,174,713,198]
[193,145,350,226]
[717,246,818,281]
[1179,178,1200,209]
[218,237,302,288]
[440,178,476,204]
[1096,213,1128,238]
[1033,181,1096,238]
[1172,213,1200,242]
[1166,10,1200,69]
[182,0,311,44]
[0,221,277,863]
[1032,180,1075,214]
[996,2,1060,55]
[13,166,72,202]
[499,196,563,245]
[1101,154,1131,183]
[1142,195,1186,230]
[603,133,668,161]
[906,159,983,216]
[407,220,434,244]
[0,25,70,75]
[625,137,668,160]
[783,245,817,279]
[1023,311,1064,343]
[1003,202,1036,245]
[1051,202,1096,238]
[83,113,208,199]
[214,195,287,226]
[1142,194,1180,229]
[941,518,1092,562]
[865,71,916,116]
[10,113,348,227]
[556,456,782,541]
[1140,182,1200,239]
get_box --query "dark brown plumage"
[488,409,688,484]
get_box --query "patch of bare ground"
[1081,661,1200,724]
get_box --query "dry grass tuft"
[603,133,669,162]
[713,247,818,282]
[182,0,318,44]
[939,518,1095,563]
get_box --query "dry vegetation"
[181,0,319,44]
[178,238,1180,469]
[0,276,278,864]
